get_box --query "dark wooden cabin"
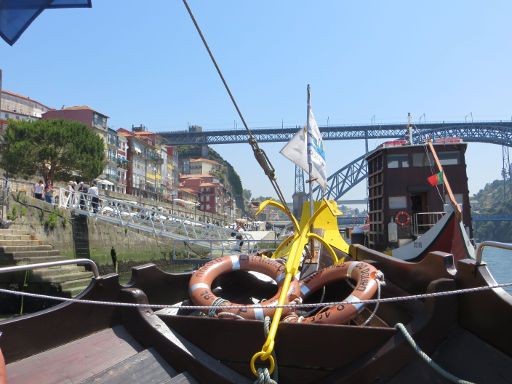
[366,138,472,251]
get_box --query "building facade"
[0,90,51,130]
[190,158,222,175]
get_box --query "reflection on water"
[481,245,512,294]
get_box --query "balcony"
[106,174,120,183]
[117,159,129,169]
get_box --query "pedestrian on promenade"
[88,181,99,213]
[34,179,44,200]
[78,181,87,210]
[65,181,75,207]
[44,183,54,204]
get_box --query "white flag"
[280,107,327,190]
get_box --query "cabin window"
[439,151,460,165]
[389,196,407,209]
[387,154,409,168]
[412,153,435,167]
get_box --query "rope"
[362,279,382,326]
[303,286,325,317]
[207,297,227,317]
[254,368,277,384]
[0,281,509,311]
[181,0,293,222]
[423,141,445,203]
[395,323,475,384]
[262,316,278,382]
[216,312,244,320]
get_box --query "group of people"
[34,180,100,213]
[33,180,54,204]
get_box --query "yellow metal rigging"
[249,199,349,376]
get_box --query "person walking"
[44,183,54,204]
[88,181,100,213]
[78,182,87,210]
[34,179,44,200]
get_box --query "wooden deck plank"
[81,348,177,384]
[7,326,143,384]
[169,372,199,384]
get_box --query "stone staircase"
[0,228,93,298]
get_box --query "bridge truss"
[161,121,512,200]
[311,124,512,200]
[161,121,512,146]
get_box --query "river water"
[480,245,512,294]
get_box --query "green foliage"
[20,207,27,217]
[242,189,252,201]
[473,179,512,242]
[253,196,274,202]
[7,206,18,221]
[44,210,59,231]
[1,119,105,184]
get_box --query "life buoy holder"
[395,210,411,227]
[188,254,300,320]
[283,261,381,325]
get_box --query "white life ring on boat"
[283,261,380,325]
[188,254,300,320]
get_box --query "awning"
[97,179,114,186]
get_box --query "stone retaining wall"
[6,192,186,267]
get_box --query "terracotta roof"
[116,128,133,137]
[200,182,221,187]
[179,187,197,194]
[1,89,51,110]
[58,105,109,117]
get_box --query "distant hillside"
[176,145,245,212]
[472,179,512,242]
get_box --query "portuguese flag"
[427,171,444,186]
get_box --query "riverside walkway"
[54,188,256,255]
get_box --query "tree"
[1,119,105,184]
[242,189,252,201]
[472,178,512,242]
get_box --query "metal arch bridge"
[160,121,512,200]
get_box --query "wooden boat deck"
[6,325,197,384]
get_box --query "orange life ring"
[283,261,380,325]
[395,210,411,227]
[189,254,300,320]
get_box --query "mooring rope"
[0,282,510,311]
[395,323,475,384]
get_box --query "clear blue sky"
[1,1,511,201]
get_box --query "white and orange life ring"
[189,254,300,320]
[395,210,411,227]
[283,261,380,325]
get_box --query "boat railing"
[0,258,100,278]
[476,241,512,265]
[412,211,445,236]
